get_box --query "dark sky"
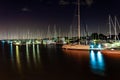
[0,0,120,39]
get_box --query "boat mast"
[54,24,57,39]
[78,0,80,44]
[109,15,111,39]
[47,25,50,40]
[114,16,117,41]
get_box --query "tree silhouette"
[91,33,99,39]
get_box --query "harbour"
[0,42,120,80]
[0,0,120,80]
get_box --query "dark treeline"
[82,32,120,40]
[63,33,120,41]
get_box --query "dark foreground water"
[0,42,120,80]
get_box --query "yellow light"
[16,46,22,73]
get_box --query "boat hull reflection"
[101,49,120,54]
[63,50,105,76]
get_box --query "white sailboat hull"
[62,44,90,50]
[62,44,104,50]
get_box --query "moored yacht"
[62,0,90,50]
[101,47,120,54]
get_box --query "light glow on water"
[90,50,105,75]
[98,44,101,48]
[90,45,94,49]
[90,50,96,69]
[33,44,37,66]
[2,40,5,43]
[10,43,14,62]
[26,44,30,67]
[2,41,5,54]
[97,51,105,71]
[16,45,22,73]
[37,45,40,63]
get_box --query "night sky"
[0,0,120,39]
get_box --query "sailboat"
[62,0,105,50]
[42,25,56,45]
[101,16,120,54]
[101,46,120,54]
[102,15,120,49]
[62,0,90,50]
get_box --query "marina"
[0,42,120,80]
[0,0,120,80]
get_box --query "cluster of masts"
[0,24,78,40]
[108,15,120,40]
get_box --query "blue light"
[90,50,96,69]
[90,50,105,75]
[97,51,105,71]
[97,51,102,61]
[9,41,13,44]
[10,43,14,62]
[8,40,13,44]
[90,45,94,49]
[1,40,5,53]
[90,50,95,60]
[2,40,5,43]
[98,44,101,48]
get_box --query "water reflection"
[2,44,120,79]
[2,40,5,54]
[10,44,42,73]
[37,44,40,64]
[10,43,14,63]
[90,50,105,76]
[33,44,37,67]
[63,50,89,60]
[16,45,22,73]
[26,44,30,68]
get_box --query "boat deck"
[62,44,103,51]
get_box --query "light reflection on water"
[2,41,5,54]
[63,49,106,76]
[26,44,30,68]
[10,43,13,54]
[90,50,105,76]
[16,45,22,73]
[37,44,40,64]
[10,43,14,62]
[9,44,42,74]
[32,44,37,67]
[1,43,120,79]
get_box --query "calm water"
[0,42,120,80]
